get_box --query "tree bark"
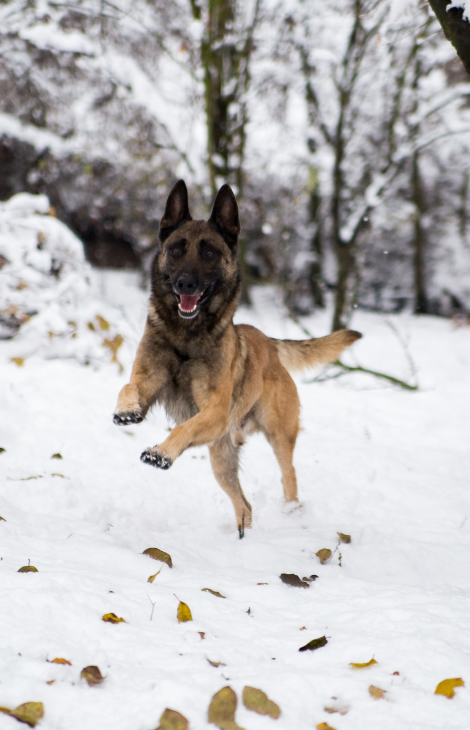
[428,0,470,76]
[412,151,428,313]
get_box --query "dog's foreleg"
[113,324,163,426]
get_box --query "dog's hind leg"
[209,435,252,530]
[260,371,300,503]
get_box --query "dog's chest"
[157,358,200,424]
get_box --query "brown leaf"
[349,658,377,669]
[299,636,328,652]
[102,612,126,624]
[96,315,110,331]
[11,357,24,367]
[279,573,310,588]
[18,565,38,573]
[369,685,386,700]
[199,632,206,640]
[143,547,173,568]
[324,705,348,715]
[208,686,244,729]
[177,602,192,623]
[80,665,105,686]
[48,658,71,665]
[202,588,226,598]
[242,686,281,719]
[316,549,332,564]
[434,678,465,699]
[337,532,351,544]
[302,575,318,582]
[208,659,227,667]
[9,702,44,727]
[155,708,189,730]
[51,453,62,460]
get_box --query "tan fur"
[274,329,362,372]
[114,181,362,530]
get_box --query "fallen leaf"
[300,626,307,630]
[242,686,281,719]
[337,532,351,544]
[80,665,105,686]
[51,453,62,460]
[51,473,65,478]
[316,724,336,730]
[208,686,244,729]
[208,659,227,667]
[299,636,328,652]
[177,602,192,623]
[143,547,173,568]
[349,658,377,669]
[324,705,348,715]
[102,334,123,370]
[256,582,268,585]
[302,575,318,582]
[392,671,400,676]
[316,549,332,564]
[96,315,110,330]
[0,516,6,521]
[202,588,226,598]
[18,565,38,573]
[46,681,55,685]
[148,570,161,583]
[0,707,11,715]
[9,702,44,727]
[0,447,5,454]
[434,678,464,699]
[280,573,310,588]
[11,357,24,367]
[49,658,71,665]
[155,708,189,730]
[369,685,386,700]
[87,321,95,331]
[102,612,126,624]
[199,632,206,640]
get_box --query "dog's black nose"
[176,272,198,294]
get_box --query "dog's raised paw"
[113,410,143,426]
[140,448,172,470]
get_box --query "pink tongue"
[180,294,200,312]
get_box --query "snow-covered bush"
[0,193,131,367]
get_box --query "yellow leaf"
[148,570,161,583]
[317,724,336,730]
[96,315,110,330]
[102,334,124,371]
[156,708,189,730]
[177,602,192,623]
[18,565,38,573]
[208,659,227,667]
[80,665,105,686]
[242,686,281,719]
[11,357,24,367]
[49,658,72,665]
[202,588,226,598]
[434,678,464,699]
[208,686,245,729]
[316,548,332,564]
[87,321,95,331]
[369,685,386,700]
[102,612,126,623]
[10,702,44,727]
[349,658,377,669]
[143,547,173,568]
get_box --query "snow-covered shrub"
[0,193,131,367]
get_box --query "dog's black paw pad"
[140,450,172,470]
[113,411,143,426]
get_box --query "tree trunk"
[412,151,428,313]
[332,242,357,331]
[428,0,470,77]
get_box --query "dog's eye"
[171,246,182,256]
[204,249,214,259]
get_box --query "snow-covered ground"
[1,269,470,729]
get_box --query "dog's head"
[152,180,241,323]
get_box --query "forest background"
[1,0,470,332]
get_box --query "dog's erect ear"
[209,184,240,248]
[159,180,192,242]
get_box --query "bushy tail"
[273,330,362,372]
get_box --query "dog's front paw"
[113,410,144,426]
[140,448,172,470]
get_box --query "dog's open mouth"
[175,283,216,319]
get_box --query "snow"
[1,263,470,728]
